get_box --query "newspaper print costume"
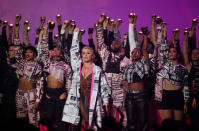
[96,25,132,107]
[62,31,111,129]
[158,37,190,103]
[150,44,164,101]
[40,35,72,92]
[14,38,43,126]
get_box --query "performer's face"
[8,46,15,59]
[111,40,121,52]
[131,48,141,61]
[169,48,178,60]
[192,49,199,61]
[82,47,94,63]
[53,47,62,59]
[25,49,35,61]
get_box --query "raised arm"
[23,20,31,46]
[48,21,55,50]
[8,24,13,45]
[13,15,21,41]
[128,13,137,55]
[35,16,45,45]
[88,27,95,50]
[70,28,81,71]
[103,16,109,46]
[96,15,110,62]
[56,14,62,35]
[114,19,122,42]
[60,20,73,63]
[123,33,130,58]
[2,20,8,51]
[172,28,180,49]
[107,19,115,46]
[160,24,169,65]
[188,18,198,54]
[150,14,157,46]
[0,20,7,62]
[13,16,24,65]
[40,25,50,69]
[182,30,191,72]
[142,28,149,63]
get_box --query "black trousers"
[189,97,199,126]
[125,91,148,131]
[42,96,68,131]
[1,95,16,122]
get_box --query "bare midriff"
[47,75,63,89]
[18,77,34,90]
[46,75,66,99]
[126,82,144,91]
[163,79,181,90]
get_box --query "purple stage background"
[0,0,199,46]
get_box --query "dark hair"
[131,47,143,56]
[169,44,183,64]
[23,46,38,57]
[192,48,199,52]
[8,44,15,49]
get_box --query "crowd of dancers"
[0,13,199,131]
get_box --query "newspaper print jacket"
[62,32,111,129]
[39,35,72,92]
[14,38,43,102]
[158,37,190,103]
[96,25,132,107]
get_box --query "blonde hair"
[81,46,96,61]
[82,46,94,53]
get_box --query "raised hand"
[109,19,115,31]
[192,18,198,28]
[88,27,93,34]
[68,23,76,34]
[98,13,106,25]
[40,16,46,27]
[42,23,49,35]
[62,20,69,30]
[69,20,76,25]
[103,16,109,29]
[173,28,180,40]
[49,21,55,30]
[74,28,79,33]
[9,24,14,33]
[80,29,86,36]
[15,14,21,25]
[3,20,8,27]
[151,14,157,24]
[156,16,163,25]
[56,14,62,25]
[129,13,134,24]
[23,20,30,31]
[129,13,137,24]
[183,29,189,41]
[115,18,123,30]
